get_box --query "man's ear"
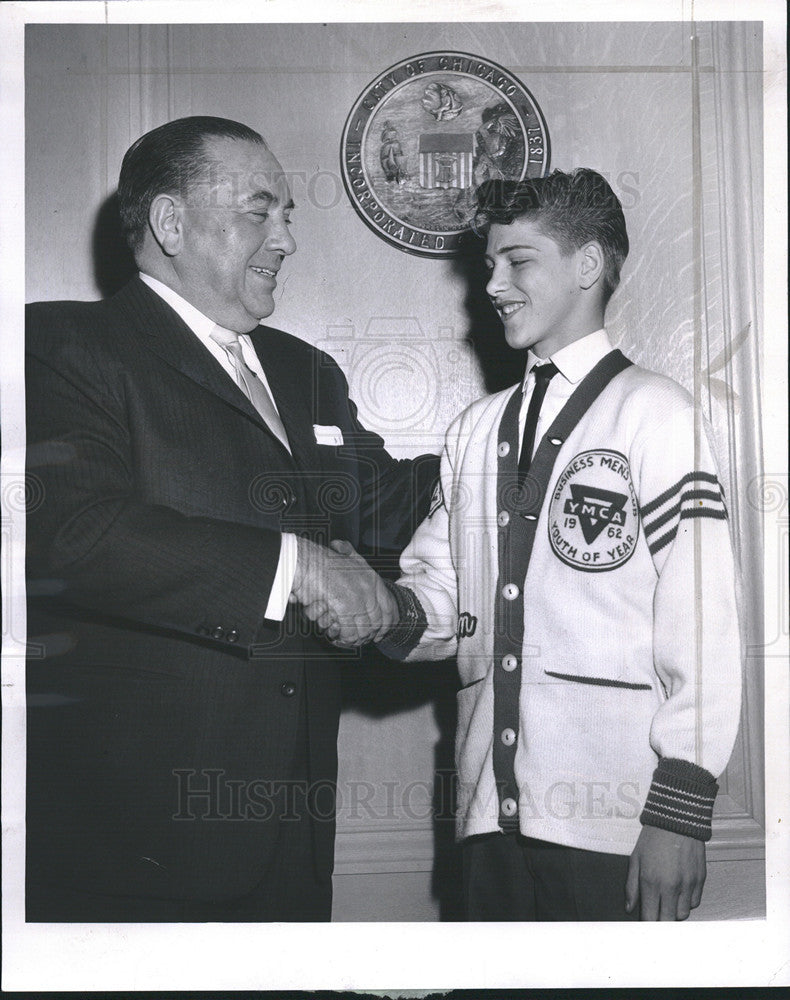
[148,193,184,257]
[578,240,605,290]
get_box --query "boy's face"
[484,217,597,358]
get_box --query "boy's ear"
[578,240,605,291]
[148,193,185,257]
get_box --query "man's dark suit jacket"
[25,277,437,911]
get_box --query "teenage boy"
[374,169,743,921]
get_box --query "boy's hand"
[625,826,706,920]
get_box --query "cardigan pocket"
[459,675,485,691]
[543,669,652,691]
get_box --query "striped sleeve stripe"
[645,498,683,535]
[644,489,728,538]
[683,488,724,503]
[641,470,720,518]
[640,759,719,842]
[648,526,679,556]
[680,508,728,522]
[640,806,710,832]
[642,476,727,542]
[641,789,715,823]
[649,780,716,804]
[646,506,729,555]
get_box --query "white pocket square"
[313,424,344,446]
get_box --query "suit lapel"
[113,278,291,450]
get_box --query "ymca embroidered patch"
[548,450,639,571]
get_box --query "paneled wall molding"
[122,25,193,146]
[335,824,436,876]
[334,812,765,879]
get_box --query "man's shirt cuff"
[264,531,297,621]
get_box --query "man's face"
[484,217,589,358]
[175,137,296,332]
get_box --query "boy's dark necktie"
[518,361,559,478]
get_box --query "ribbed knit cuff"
[640,758,719,842]
[376,582,428,659]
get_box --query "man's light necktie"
[210,327,291,453]
[518,361,559,478]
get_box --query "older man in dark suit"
[25,116,437,922]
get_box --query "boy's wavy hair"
[473,168,629,303]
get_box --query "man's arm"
[292,437,459,655]
[283,351,441,644]
[318,353,441,558]
[27,315,290,646]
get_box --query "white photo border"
[2,0,787,992]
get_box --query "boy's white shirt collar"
[523,327,612,390]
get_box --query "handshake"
[289,536,399,647]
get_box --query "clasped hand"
[290,537,398,646]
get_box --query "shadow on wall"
[452,231,527,395]
[93,191,136,298]
[341,653,464,921]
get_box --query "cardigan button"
[501,728,517,747]
[211,626,225,640]
[501,797,518,818]
[280,682,297,698]
[497,441,510,458]
[226,629,239,643]
[497,510,510,527]
[502,583,520,601]
[501,654,518,672]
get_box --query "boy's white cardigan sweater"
[383,344,742,855]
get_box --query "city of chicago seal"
[340,51,550,258]
[548,450,640,572]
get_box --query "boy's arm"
[627,398,743,919]
[377,449,460,663]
